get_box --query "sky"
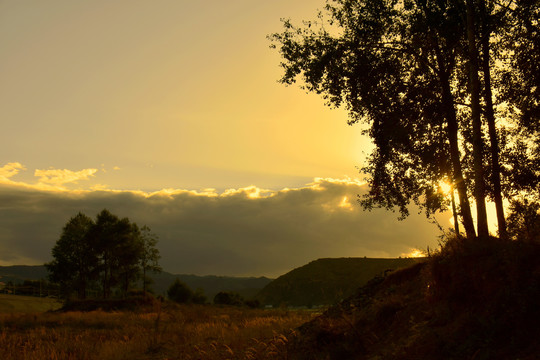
[0,0,448,277]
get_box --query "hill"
[256,257,420,307]
[287,238,540,359]
[0,265,48,284]
[0,265,272,301]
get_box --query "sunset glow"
[0,0,446,276]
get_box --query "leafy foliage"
[507,199,540,243]
[46,210,161,300]
[270,0,540,239]
[167,278,195,304]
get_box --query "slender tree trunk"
[441,75,477,239]
[466,0,490,239]
[480,0,508,239]
[451,187,461,235]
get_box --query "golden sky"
[0,1,448,276]
[1,0,371,192]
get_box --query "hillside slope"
[288,238,540,359]
[256,257,420,307]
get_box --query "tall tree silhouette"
[270,0,539,239]
[46,213,96,299]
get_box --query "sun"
[438,180,453,196]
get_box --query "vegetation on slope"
[288,237,540,359]
[257,258,420,307]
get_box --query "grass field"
[0,294,62,313]
[0,302,315,359]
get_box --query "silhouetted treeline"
[46,209,161,300]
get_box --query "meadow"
[0,294,62,313]
[0,298,315,360]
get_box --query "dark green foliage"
[46,209,161,300]
[257,257,419,307]
[191,288,207,304]
[167,278,195,304]
[244,299,261,309]
[507,199,540,243]
[270,0,540,239]
[45,212,95,299]
[148,272,272,300]
[213,291,244,306]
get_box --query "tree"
[47,209,161,299]
[507,199,540,243]
[46,212,96,299]
[270,0,539,240]
[139,225,162,293]
[213,291,244,306]
[167,278,194,304]
[88,210,143,298]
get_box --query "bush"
[213,291,244,306]
[167,279,193,304]
[244,299,261,309]
[191,289,207,304]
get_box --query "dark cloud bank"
[0,179,447,277]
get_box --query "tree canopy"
[46,209,161,299]
[270,0,539,240]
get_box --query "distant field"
[0,294,62,313]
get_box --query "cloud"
[34,168,98,186]
[0,174,448,277]
[0,162,26,182]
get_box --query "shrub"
[213,291,244,306]
[191,289,207,304]
[167,279,193,304]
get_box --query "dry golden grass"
[0,303,316,360]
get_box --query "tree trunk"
[441,74,477,239]
[480,0,508,239]
[451,187,461,235]
[466,0,490,239]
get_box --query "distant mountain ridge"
[0,265,272,301]
[1,258,422,306]
[256,257,422,307]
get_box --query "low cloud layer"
[0,172,449,277]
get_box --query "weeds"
[0,305,314,359]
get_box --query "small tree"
[167,278,193,304]
[46,212,96,299]
[139,225,162,293]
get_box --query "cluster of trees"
[167,278,207,304]
[166,279,261,308]
[271,0,539,241]
[46,209,161,299]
